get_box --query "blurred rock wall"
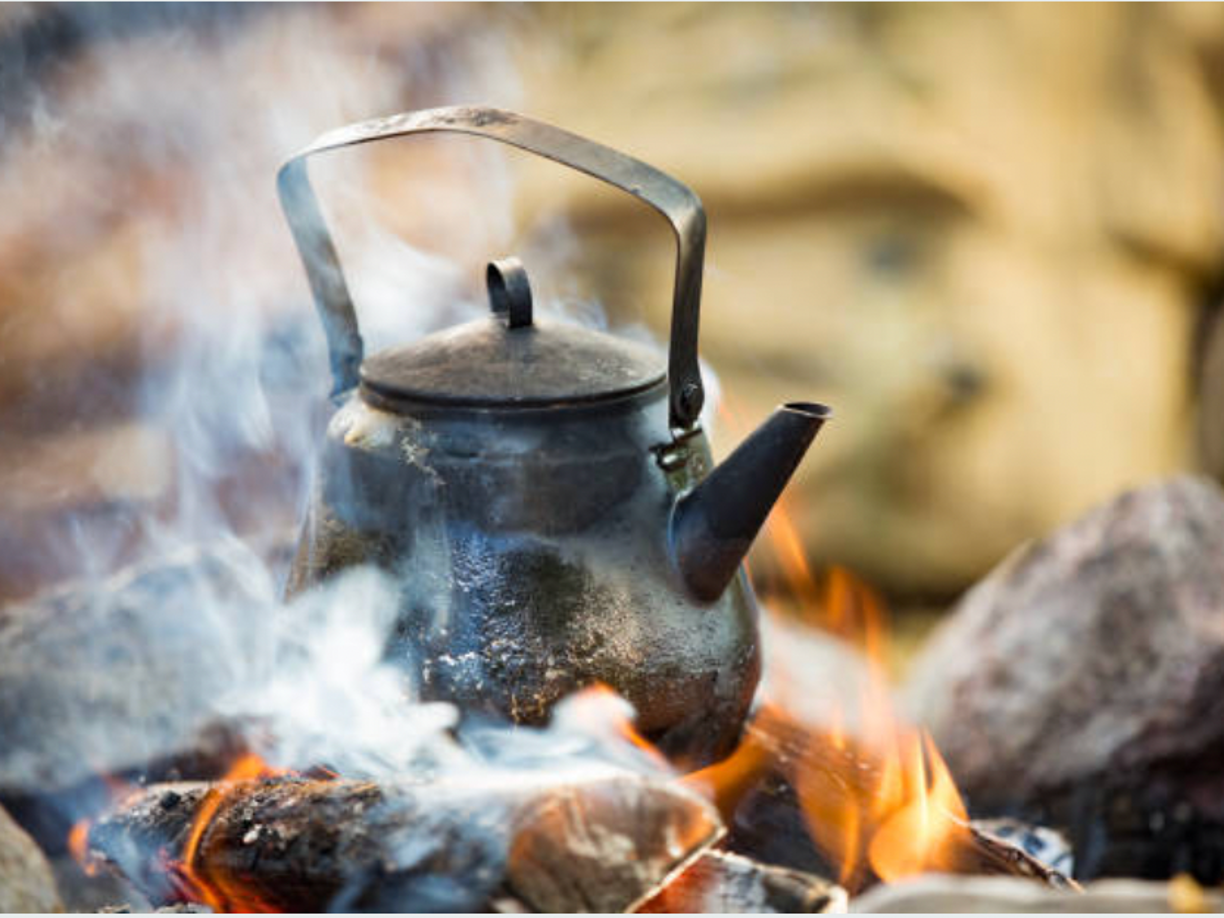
[2,3,1224,605]
[511,3,1224,599]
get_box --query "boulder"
[904,475,1224,881]
[851,875,1223,914]
[0,802,61,912]
[0,543,276,854]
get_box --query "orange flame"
[700,395,973,892]
[67,817,100,877]
[866,731,969,882]
[169,752,287,913]
[682,718,773,822]
[67,774,139,878]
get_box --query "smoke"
[0,5,529,565]
[0,5,680,846]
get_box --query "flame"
[67,817,100,877]
[700,396,973,892]
[866,731,969,881]
[169,753,287,913]
[682,717,772,822]
[778,564,971,890]
[67,773,139,878]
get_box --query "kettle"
[278,106,829,766]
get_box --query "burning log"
[83,771,722,912]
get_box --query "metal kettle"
[278,106,829,766]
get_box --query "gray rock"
[0,802,61,911]
[904,475,1224,880]
[850,875,1223,913]
[636,849,847,913]
[0,543,276,797]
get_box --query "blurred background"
[4,1,1224,637]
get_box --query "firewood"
[964,825,1079,891]
[635,849,846,913]
[85,772,723,912]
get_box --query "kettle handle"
[277,106,706,430]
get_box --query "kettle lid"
[359,259,666,410]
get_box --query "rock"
[0,542,278,854]
[635,849,847,913]
[904,475,1224,881]
[0,543,277,794]
[850,875,1223,913]
[0,802,62,912]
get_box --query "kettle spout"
[670,402,831,602]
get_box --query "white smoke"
[0,5,674,820]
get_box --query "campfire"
[62,571,1068,913]
[40,106,1060,911]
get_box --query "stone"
[636,849,847,913]
[904,475,1224,881]
[0,802,62,912]
[850,874,1223,913]
[0,544,275,802]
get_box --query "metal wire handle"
[277,105,707,430]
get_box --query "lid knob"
[486,257,533,329]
